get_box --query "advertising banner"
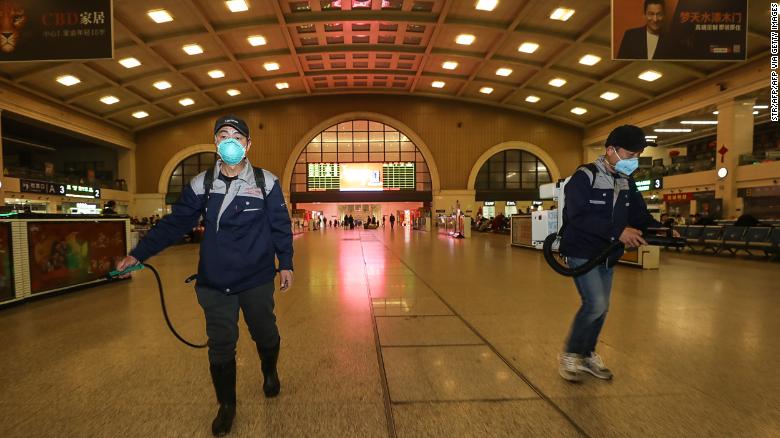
[613,0,747,60]
[0,223,13,301]
[340,163,383,191]
[0,0,112,62]
[27,221,126,294]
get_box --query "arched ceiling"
[0,0,770,132]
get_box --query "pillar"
[715,98,755,218]
[0,109,4,206]
[117,147,136,213]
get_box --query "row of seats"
[672,225,780,259]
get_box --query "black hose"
[143,264,207,349]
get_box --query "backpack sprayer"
[106,264,208,349]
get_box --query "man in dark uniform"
[557,125,677,382]
[116,115,294,436]
[617,0,670,60]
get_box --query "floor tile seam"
[378,343,486,348]
[374,315,462,320]
[359,237,398,438]
[548,390,713,402]
[370,314,455,318]
[373,231,592,438]
[390,396,543,405]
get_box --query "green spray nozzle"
[107,264,145,279]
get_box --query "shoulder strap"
[579,163,599,188]
[252,166,268,200]
[203,169,214,207]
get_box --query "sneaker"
[558,353,584,383]
[579,352,613,380]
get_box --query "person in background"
[102,200,117,215]
[389,213,396,230]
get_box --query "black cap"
[214,115,249,138]
[605,125,652,152]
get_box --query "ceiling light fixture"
[638,70,662,81]
[179,98,195,106]
[147,9,173,23]
[442,61,458,70]
[549,7,575,21]
[645,135,658,139]
[496,67,513,77]
[225,0,249,12]
[654,128,692,133]
[100,95,119,105]
[479,86,494,94]
[275,82,289,89]
[548,77,566,87]
[579,54,601,66]
[264,62,280,71]
[455,34,475,45]
[208,69,225,79]
[226,89,241,96]
[432,81,446,88]
[132,111,149,119]
[713,111,719,115]
[475,0,498,11]
[56,75,81,86]
[754,105,768,109]
[182,44,203,55]
[153,80,172,90]
[680,120,718,125]
[525,95,540,103]
[247,35,266,46]
[118,57,141,68]
[518,42,539,53]
[600,91,619,101]
[571,107,587,115]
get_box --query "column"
[0,109,4,207]
[715,98,755,218]
[117,147,136,214]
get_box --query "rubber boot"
[258,341,280,398]
[209,359,236,437]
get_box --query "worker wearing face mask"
[116,115,294,436]
[556,125,677,383]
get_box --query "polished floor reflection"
[1,226,778,437]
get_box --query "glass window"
[475,149,552,198]
[166,152,218,203]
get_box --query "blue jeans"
[564,257,613,356]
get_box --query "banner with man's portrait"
[613,0,748,61]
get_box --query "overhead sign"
[65,184,100,199]
[506,201,517,206]
[0,0,113,62]
[20,179,99,198]
[636,178,663,192]
[483,201,495,206]
[612,0,747,61]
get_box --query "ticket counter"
[0,215,130,306]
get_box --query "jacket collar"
[594,155,624,179]
[213,158,255,184]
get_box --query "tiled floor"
[1,226,779,437]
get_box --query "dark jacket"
[617,26,670,60]
[131,159,293,294]
[559,158,662,264]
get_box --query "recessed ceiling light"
[442,61,458,70]
[579,54,601,66]
[132,111,149,119]
[571,107,587,115]
[432,81,446,88]
[645,135,658,139]
[496,68,513,77]
[753,110,759,115]
[225,0,249,12]
[182,44,203,55]
[518,42,539,54]
[600,91,620,101]
[275,82,289,89]
[475,0,498,11]
[479,86,494,94]
[680,120,718,125]
[548,77,566,87]
[208,69,225,79]
[118,57,141,69]
[754,105,768,109]
[525,95,540,103]
[550,7,575,21]
[264,62,280,71]
[56,75,81,86]
[179,98,195,106]
[638,70,662,81]
[147,9,173,23]
[153,80,172,90]
[455,34,475,45]
[247,35,267,46]
[100,95,119,105]
[654,128,692,133]
[712,111,719,115]
[226,89,241,96]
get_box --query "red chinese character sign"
[718,145,729,163]
[612,0,747,61]
[0,0,112,62]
